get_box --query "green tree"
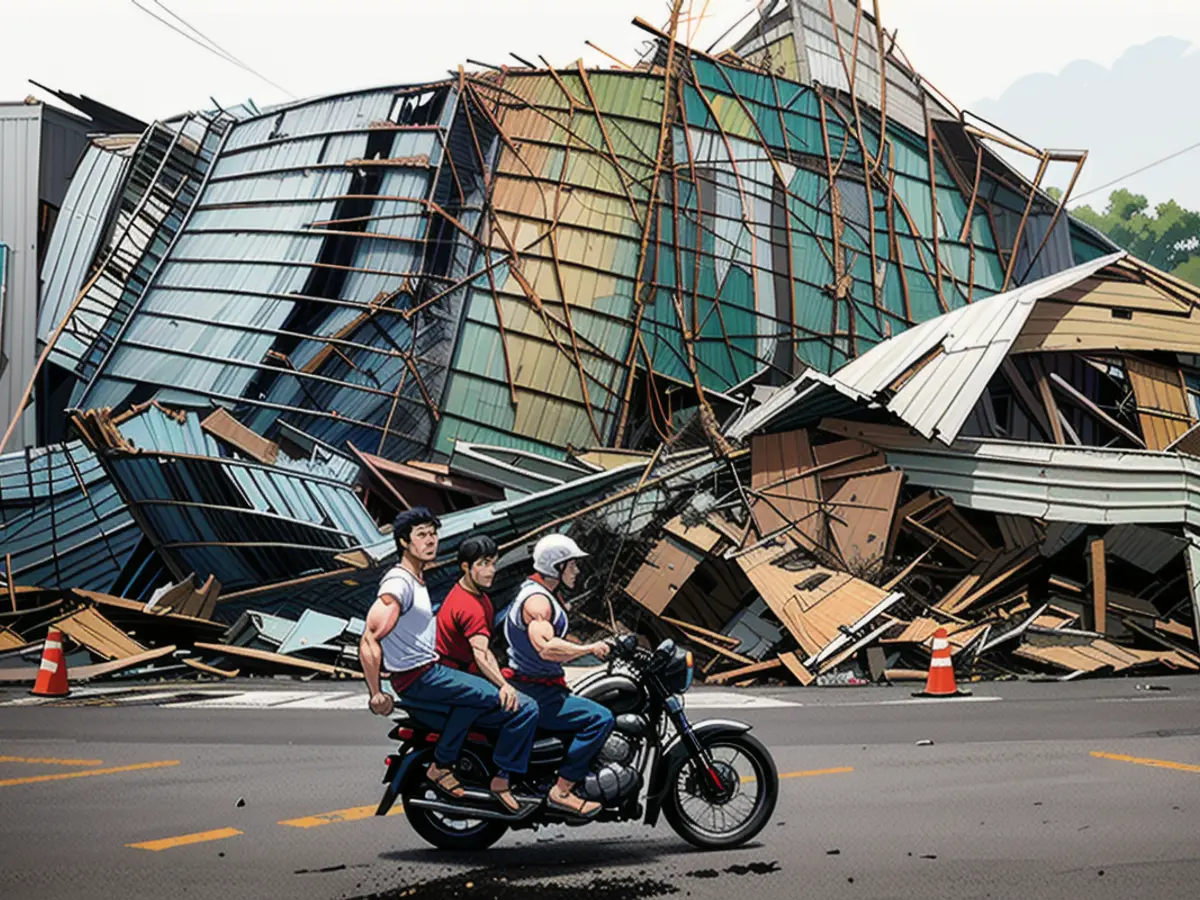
[1064,188,1200,285]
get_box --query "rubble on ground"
[4,2,1200,690]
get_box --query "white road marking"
[805,695,1004,708]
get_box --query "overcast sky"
[6,1,1200,203]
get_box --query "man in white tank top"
[359,508,538,810]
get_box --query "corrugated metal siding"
[0,105,43,449]
[38,142,129,347]
[37,107,91,208]
[882,438,1200,528]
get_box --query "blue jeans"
[398,665,538,777]
[519,682,615,783]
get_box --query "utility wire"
[131,0,297,100]
[1067,138,1200,207]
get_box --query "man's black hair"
[457,535,499,569]
[393,507,441,554]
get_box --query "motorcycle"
[375,634,778,851]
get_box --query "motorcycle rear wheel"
[663,733,778,849]
[400,781,509,852]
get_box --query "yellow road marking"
[0,759,180,788]
[279,804,404,828]
[1091,751,1200,774]
[743,766,854,783]
[127,827,242,852]
[0,756,104,766]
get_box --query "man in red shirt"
[435,535,536,811]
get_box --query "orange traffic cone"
[31,628,70,697]
[912,628,970,698]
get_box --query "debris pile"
[4,2,1200,690]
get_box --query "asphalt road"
[3,676,1200,900]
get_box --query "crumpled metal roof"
[729,251,1126,445]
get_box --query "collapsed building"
[8,1,1192,686]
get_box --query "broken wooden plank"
[1090,537,1107,634]
[0,625,25,652]
[660,615,742,649]
[182,658,240,678]
[4,554,14,613]
[0,644,179,685]
[1047,371,1146,447]
[942,547,1039,615]
[1155,619,1195,641]
[777,651,815,686]
[1125,357,1193,450]
[902,515,979,562]
[72,589,225,631]
[193,642,363,678]
[1029,357,1067,445]
[1001,358,1055,442]
[881,545,936,591]
[200,408,280,464]
[678,632,756,666]
[705,658,783,685]
[54,606,146,661]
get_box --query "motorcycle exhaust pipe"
[405,796,536,822]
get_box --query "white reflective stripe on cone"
[40,659,59,673]
[44,640,62,652]
[931,639,949,651]
[930,657,953,668]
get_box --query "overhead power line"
[131,0,297,100]
[1068,138,1200,207]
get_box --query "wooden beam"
[660,615,742,648]
[1047,372,1146,447]
[1090,537,1107,634]
[679,632,756,666]
[1028,358,1066,445]
[1001,359,1055,442]
[194,642,363,679]
[4,554,14,613]
[706,658,783,685]
[902,515,978,562]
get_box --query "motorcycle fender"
[376,745,430,816]
[643,719,752,827]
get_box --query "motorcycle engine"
[596,732,635,766]
[580,762,642,806]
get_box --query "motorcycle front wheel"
[663,733,778,849]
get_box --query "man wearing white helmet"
[502,533,615,819]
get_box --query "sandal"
[545,789,601,819]
[426,766,465,799]
[488,783,521,813]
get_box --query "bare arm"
[525,595,608,662]
[468,634,509,689]
[360,595,399,714]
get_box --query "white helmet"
[532,534,589,578]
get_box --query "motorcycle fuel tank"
[576,672,643,714]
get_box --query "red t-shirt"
[436,583,495,674]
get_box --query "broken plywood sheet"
[996,514,1044,553]
[55,606,146,661]
[735,545,902,664]
[1014,635,1199,674]
[624,536,704,616]
[749,430,823,547]
[662,515,724,554]
[1125,358,1193,450]
[827,470,902,576]
[812,439,888,491]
